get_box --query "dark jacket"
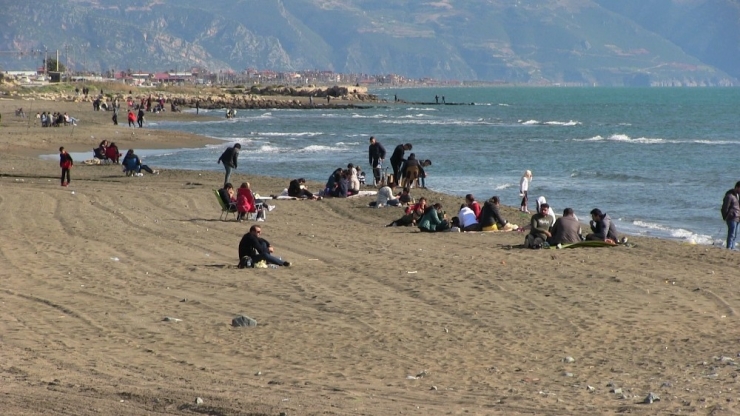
[368,142,386,164]
[122,153,140,171]
[288,179,302,197]
[479,201,507,228]
[390,144,406,164]
[590,213,619,241]
[722,189,740,222]
[550,216,582,245]
[59,152,73,169]
[238,233,271,259]
[218,146,240,168]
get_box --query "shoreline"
[1,96,718,245]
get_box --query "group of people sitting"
[287,163,368,199]
[37,111,78,127]
[524,202,623,249]
[93,140,121,164]
[219,182,276,222]
[386,194,519,233]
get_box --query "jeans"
[223,165,233,187]
[61,168,70,184]
[727,219,740,249]
[253,242,285,266]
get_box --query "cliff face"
[0,0,737,86]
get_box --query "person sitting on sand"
[387,197,427,227]
[418,203,451,232]
[369,185,400,207]
[324,168,342,196]
[479,196,518,231]
[465,194,482,220]
[524,203,553,249]
[122,149,158,175]
[288,178,320,200]
[536,196,557,225]
[238,225,291,268]
[348,163,360,194]
[457,203,481,232]
[94,140,108,161]
[586,208,620,243]
[397,187,414,206]
[549,208,583,245]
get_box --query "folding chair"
[214,189,237,221]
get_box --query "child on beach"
[59,147,73,187]
[520,170,533,213]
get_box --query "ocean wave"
[495,183,514,190]
[520,119,539,125]
[544,120,581,126]
[380,119,496,126]
[335,142,360,146]
[632,220,713,245]
[351,113,388,118]
[251,144,353,154]
[250,132,322,137]
[406,107,437,111]
[569,169,650,182]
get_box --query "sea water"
[81,87,740,245]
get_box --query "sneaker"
[267,205,276,212]
[283,261,291,267]
[256,218,265,222]
[620,237,629,244]
[153,170,160,174]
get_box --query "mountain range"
[0,0,738,86]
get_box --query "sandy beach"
[2,98,740,415]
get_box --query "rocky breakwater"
[173,85,381,110]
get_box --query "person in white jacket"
[520,170,533,213]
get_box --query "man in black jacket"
[390,143,412,188]
[217,143,241,187]
[238,225,291,268]
[368,136,386,186]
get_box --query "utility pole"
[56,49,59,71]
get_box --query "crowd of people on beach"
[37,111,78,127]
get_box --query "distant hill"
[0,0,737,86]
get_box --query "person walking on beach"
[59,147,73,187]
[519,170,533,213]
[217,143,241,187]
[127,109,136,127]
[721,181,740,249]
[238,225,291,268]
[368,136,386,186]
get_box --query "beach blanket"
[273,189,377,200]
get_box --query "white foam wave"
[335,142,360,146]
[380,119,495,126]
[406,107,437,111]
[251,132,322,137]
[607,135,665,144]
[632,220,713,245]
[520,119,539,125]
[498,103,509,107]
[351,113,387,118]
[544,120,581,126]
[495,183,514,190]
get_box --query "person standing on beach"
[59,147,73,187]
[519,170,533,213]
[217,143,241,187]
[368,136,386,186]
[195,99,199,115]
[721,181,740,249]
[390,143,412,188]
[137,108,145,128]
